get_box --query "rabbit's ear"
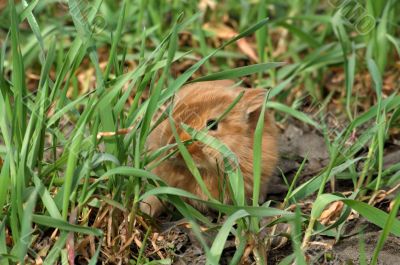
[241,89,271,129]
[242,89,267,116]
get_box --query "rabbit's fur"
[142,80,278,216]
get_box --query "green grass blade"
[191,62,284,82]
[0,219,10,265]
[292,206,307,265]
[0,157,10,217]
[33,215,102,236]
[9,0,27,147]
[13,189,38,263]
[252,92,268,206]
[43,232,68,265]
[386,34,400,56]
[207,210,249,265]
[266,101,320,129]
[139,13,181,150]
[62,122,85,220]
[140,186,293,217]
[370,193,400,265]
[21,0,45,54]
[32,174,62,219]
[104,1,127,79]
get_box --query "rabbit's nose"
[179,132,200,155]
[179,131,191,142]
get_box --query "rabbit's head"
[148,80,278,179]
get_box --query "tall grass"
[0,0,399,264]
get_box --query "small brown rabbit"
[141,80,278,216]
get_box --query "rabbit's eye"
[206,119,218,131]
